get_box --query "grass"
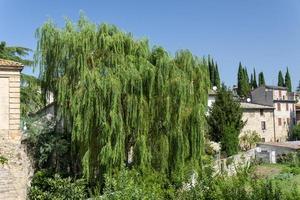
[253,163,300,192]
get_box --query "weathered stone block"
[9,87,20,93]
[9,109,20,114]
[9,93,20,98]
[9,98,19,103]
[9,114,20,120]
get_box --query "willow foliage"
[35,15,210,184]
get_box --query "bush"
[28,171,87,200]
[290,124,300,140]
[25,116,72,174]
[99,167,174,200]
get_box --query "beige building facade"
[241,102,275,142]
[251,85,296,142]
[0,59,23,140]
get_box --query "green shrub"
[99,167,174,200]
[28,171,87,200]
[290,124,300,140]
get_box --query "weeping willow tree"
[35,15,210,186]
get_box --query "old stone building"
[207,86,296,142]
[251,85,296,142]
[240,102,275,142]
[0,59,31,200]
[0,59,23,140]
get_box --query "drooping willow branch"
[35,15,210,185]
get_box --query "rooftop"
[240,102,274,110]
[0,59,24,70]
[258,141,300,150]
[265,85,288,90]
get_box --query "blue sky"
[1,0,300,89]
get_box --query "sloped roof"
[265,85,287,90]
[240,102,274,110]
[0,58,23,70]
[258,141,300,150]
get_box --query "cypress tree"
[250,74,254,89]
[214,62,221,88]
[243,67,250,94]
[237,62,251,97]
[35,15,210,186]
[253,68,258,88]
[208,57,215,87]
[278,70,284,87]
[237,62,244,97]
[259,72,266,86]
[285,68,292,92]
[207,85,245,156]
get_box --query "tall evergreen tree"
[253,68,258,88]
[258,72,265,86]
[285,68,292,92]
[237,62,251,97]
[243,67,251,94]
[208,57,215,87]
[250,74,254,89]
[207,85,245,156]
[35,15,210,186]
[237,62,244,97]
[278,70,285,87]
[214,62,221,88]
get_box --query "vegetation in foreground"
[2,13,299,199]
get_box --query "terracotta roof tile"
[0,59,23,67]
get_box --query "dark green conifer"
[207,85,245,156]
[253,68,258,88]
[214,62,221,88]
[285,68,292,92]
[259,72,266,86]
[278,70,285,87]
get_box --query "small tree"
[239,131,261,151]
[207,85,246,156]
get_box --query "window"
[260,109,264,116]
[286,103,289,111]
[287,118,290,126]
[277,103,281,111]
[279,90,282,98]
[283,95,286,100]
[261,138,266,142]
[278,118,282,126]
[261,121,266,130]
